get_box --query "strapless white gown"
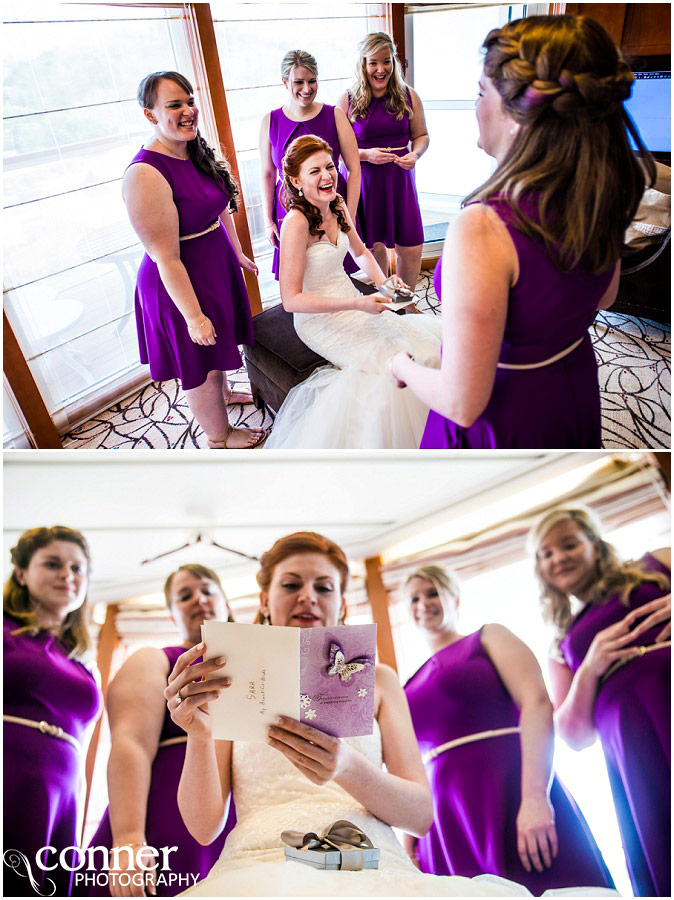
[264,231,442,449]
[180,723,616,897]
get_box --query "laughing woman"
[260,49,361,279]
[4,527,101,897]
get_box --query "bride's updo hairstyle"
[464,15,655,274]
[254,531,349,624]
[138,71,240,211]
[281,135,350,240]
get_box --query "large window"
[409,4,524,241]
[3,3,196,433]
[211,2,380,305]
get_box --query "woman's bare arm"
[334,106,361,221]
[259,113,280,249]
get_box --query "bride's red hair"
[281,135,350,239]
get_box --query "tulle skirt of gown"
[265,233,442,450]
[180,725,619,898]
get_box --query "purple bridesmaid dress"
[560,553,671,897]
[268,103,357,277]
[129,149,254,391]
[349,91,424,249]
[404,628,614,895]
[420,198,614,449]
[85,646,235,897]
[3,614,102,897]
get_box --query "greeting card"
[201,621,376,742]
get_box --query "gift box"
[281,820,381,871]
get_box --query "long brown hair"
[255,532,349,624]
[465,15,655,274]
[137,71,240,211]
[4,526,93,660]
[163,563,234,621]
[530,506,670,636]
[282,135,350,239]
[348,32,411,122]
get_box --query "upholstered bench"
[244,276,376,413]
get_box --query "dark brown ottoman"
[244,277,376,413]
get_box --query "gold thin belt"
[4,714,81,753]
[422,726,520,764]
[600,640,671,685]
[179,220,220,242]
[497,336,584,370]
[157,735,188,748]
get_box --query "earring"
[298,188,303,197]
[261,610,271,625]
[509,126,518,136]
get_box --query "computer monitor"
[624,71,671,154]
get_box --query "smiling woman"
[85,563,236,897]
[3,526,102,897]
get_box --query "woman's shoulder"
[645,547,671,571]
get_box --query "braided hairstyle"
[281,135,350,239]
[465,15,655,274]
[137,71,240,212]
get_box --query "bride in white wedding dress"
[264,135,442,449]
[166,532,617,898]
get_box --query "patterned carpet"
[63,272,670,450]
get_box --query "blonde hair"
[530,506,670,635]
[4,526,93,660]
[163,563,234,622]
[403,565,461,607]
[281,50,318,81]
[349,32,412,123]
[465,15,654,274]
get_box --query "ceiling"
[3,450,609,605]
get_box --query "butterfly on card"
[326,642,372,682]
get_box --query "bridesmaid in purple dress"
[338,32,428,292]
[86,565,236,897]
[125,71,265,449]
[260,50,361,279]
[4,527,102,897]
[531,506,670,897]
[402,565,614,894]
[386,15,656,449]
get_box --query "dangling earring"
[298,187,303,197]
[509,125,518,136]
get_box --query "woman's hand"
[164,643,230,740]
[186,315,216,346]
[365,148,396,165]
[580,616,645,681]
[265,222,280,248]
[386,352,412,388]
[353,293,389,315]
[623,593,671,643]
[237,253,259,276]
[266,716,354,785]
[109,844,157,898]
[394,152,418,170]
[516,795,557,873]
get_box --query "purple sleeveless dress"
[128,149,254,391]
[420,198,614,449]
[85,646,235,897]
[3,614,102,897]
[349,92,424,248]
[560,554,671,897]
[268,104,357,277]
[404,629,614,894]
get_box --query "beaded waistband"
[600,640,671,685]
[179,219,220,242]
[422,726,520,764]
[497,336,584,371]
[157,735,188,749]
[4,714,81,753]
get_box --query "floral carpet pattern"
[63,272,670,450]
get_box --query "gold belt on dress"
[421,726,520,764]
[497,336,584,370]
[179,219,220,242]
[3,714,81,753]
[600,640,671,685]
[157,735,188,748]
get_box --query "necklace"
[154,138,189,160]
